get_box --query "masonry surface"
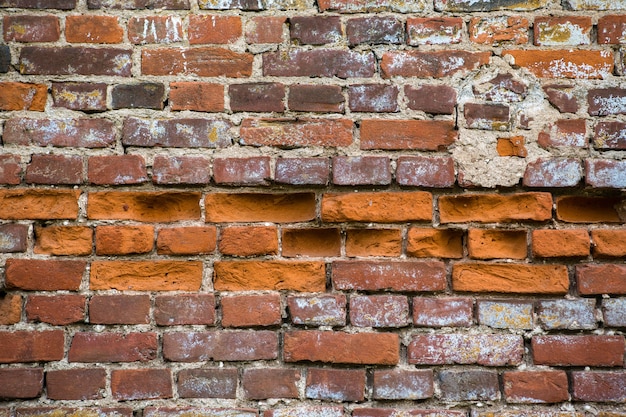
[1,0,626,416]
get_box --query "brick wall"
[1,0,626,416]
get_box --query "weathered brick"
[538,119,587,148]
[537,298,596,330]
[14,408,133,417]
[465,103,510,130]
[406,228,463,259]
[3,118,116,148]
[405,84,456,114]
[565,0,626,9]
[123,118,233,148]
[348,84,398,112]
[468,229,527,260]
[0,82,47,111]
[332,156,391,185]
[145,408,255,417]
[586,159,626,188]
[221,293,281,327]
[577,264,626,294]
[592,229,626,257]
[163,331,278,361]
[319,0,428,12]
[229,83,285,112]
[0,155,22,184]
[544,84,579,113]
[532,335,624,366]
[595,121,626,149]
[263,49,375,78]
[287,294,346,326]
[34,225,92,256]
[112,369,172,400]
[189,15,241,44]
[154,294,215,326]
[453,263,569,294]
[572,371,626,402]
[523,158,582,187]
[157,226,217,255]
[332,260,446,292]
[152,155,212,185]
[88,191,201,222]
[503,370,569,403]
[441,192,552,223]
[306,368,365,402]
[246,16,286,43]
[360,119,457,150]
[111,83,164,110]
[177,368,237,399]
[0,45,9,72]
[350,295,409,327]
[25,154,83,185]
[214,260,324,291]
[438,369,500,401]
[0,330,64,363]
[89,0,189,8]
[0,368,43,399]
[46,369,106,400]
[5,259,85,291]
[0,294,22,325]
[346,16,403,45]
[3,15,59,42]
[240,118,352,147]
[284,331,399,365]
[381,51,490,78]
[603,298,626,327]
[0,224,28,253]
[275,157,330,185]
[128,15,183,44]
[346,228,401,257]
[290,16,342,45]
[65,15,123,43]
[264,407,343,417]
[89,295,151,325]
[243,369,300,399]
[142,47,252,77]
[169,82,223,112]
[51,82,107,111]
[20,46,131,76]
[504,49,613,79]
[413,297,473,327]
[556,196,624,223]
[396,156,455,187]
[288,85,344,113]
[206,192,315,222]
[532,229,590,257]
[354,410,465,417]
[91,260,202,291]
[407,17,462,45]
[373,370,433,400]
[497,136,527,157]
[26,295,85,325]
[322,191,432,222]
[69,332,157,363]
[534,16,592,46]
[213,156,271,185]
[469,16,529,44]
[599,15,626,44]
[95,225,154,255]
[219,225,278,256]
[478,300,533,329]
[589,88,626,116]
[436,0,548,11]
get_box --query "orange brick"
[406,228,463,258]
[468,229,527,260]
[169,82,224,112]
[205,193,316,223]
[34,226,92,256]
[87,191,201,222]
[90,261,203,291]
[360,120,457,150]
[0,189,79,220]
[532,229,590,257]
[469,16,529,44]
[439,193,552,223]
[592,229,626,258]
[95,225,154,255]
[214,261,325,292]
[497,136,527,157]
[157,227,217,255]
[189,15,241,44]
[0,82,47,111]
[282,228,341,258]
[65,15,123,44]
[142,47,253,77]
[556,196,624,223]
[346,229,402,257]
[0,294,22,325]
[221,293,282,327]
[245,16,286,43]
[504,49,613,79]
[452,263,569,294]
[322,192,432,223]
[219,226,278,257]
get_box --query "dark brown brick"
[578,264,626,294]
[543,84,578,113]
[177,368,237,398]
[89,295,150,325]
[240,118,352,147]
[52,82,107,112]
[407,17,463,45]
[348,84,398,112]
[290,16,342,45]
[88,155,148,185]
[350,295,409,328]
[25,154,83,185]
[523,158,582,187]
[405,84,456,114]
[1,0,76,8]
[46,369,106,400]
[142,47,252,77]
[243,369,300,399]
[88,0,189,9]
[0,224,28,253]
[332,156,391,185]
[586,159,626,188]
[3,118,115,148]
[381,51,490,78]
[397,156,455,187]
[599,15,626,44]
[122,118,233,148]
[0,155,21,184]
[20,47,131,76]
[588,88,626,116]
[154,294,215,326]
[533,335,625,366]
[263,49,375,78]
[465,103,510,130]
[221,293,281,327]
[413,297,473,327]
[26,295,85,325]
[572,371,626,402]
[275,157,330,185]
[128,15,183,44]
[3,15,60,42]
[346,16,403,45]
[213,157,271,185]
[306,369,365,402]
[288,84,344,112]
[438,369,499,401]
[0,368,43,399]
[503,370,569,403]
[360,119,457,150]
[111,83,164,109]
[0,45,9,73]
[229,83,285,112]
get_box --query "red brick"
[288,85,344,113]
[128,16,183,44]
[543,84,579,113]
[354,410,465,417]
[504,49,613,79]
[213,156,272,185]
[264,408,343,417]
[405,84,456,114]
[25,154,83,185]
[90,260,203,291]
[229,83,284,112]
[34,225,92,256]
[348,84,398,112]
[88,155,148,185]
[89,295,150,325]
[440,192,552,223]
[532,229,590,257]
[532,335,624,366]
[350,295,409,327]
[189,15,241,44]
[240,118,352,147]
[396,156,455,187]
[219,226,279,258]
[360,119,457,150]
[322,191,432,223]
[381,51,490,78]
[577,264,626,294]
[15,408,133,417]
[0,368,43,399]
[504,370,569,403]
[332,260,446,292]
[0,224,28,253]
[66,15,123,43]
[469,16,529,44]
[112,369,172,400]
[592,229,626,258]
[467,229,528,260]
[89,0,188,8]
[438,370,500,402]
[572,371,626,402]
[0,155,22,184]
[346,16,403,45]
[26,295,85,325]
[126,114,231,148]
[111,82,165,110]
[221,293,281,327]
[152,155,212,185]
[586,159,626,188]
[142,47,252,77]
[177,368,237,398]
[413,297,473,327]
[88,191,201,222]
[409,334,523,366]
[69,332,157,363]
[0,330,64,363]
[0,82,47,111]
[245,16,286,43]
[3,15,59,42]
[263,49,375,78]
[95,225,154,255]
[534,16,592,46]
[556,196,624,223]
[3,118,116,148]
[436,0,548,11]
[290,16,342,45]
[157,226,216,255]
[523,158,582,187]
[332,156,391,185]
[214,260,325,292]
[5,259,85,291]
[154,294,215,326]
[595,121,626,149]
[282,228,341,257]
[287,294,346,326]
[206,192,315,223]
[169,82,224,112]
[46,369,106,400]
[453,263,569,294]
[1,46,9,72]
[163,331,278,361]
[274,157,330,185]
[284,331,399,365]
[243,368,300,399]
[598,15,626,44]
[51,82,107,111]
[465,103,510,130]
[538,119,586,148]
[407,17,463,45]
[0,294,22,325]
[306,368,365,402]
[1,0,75,8]
[20,46,132,76]
[373,370,434,400]
[346,228,402,257]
